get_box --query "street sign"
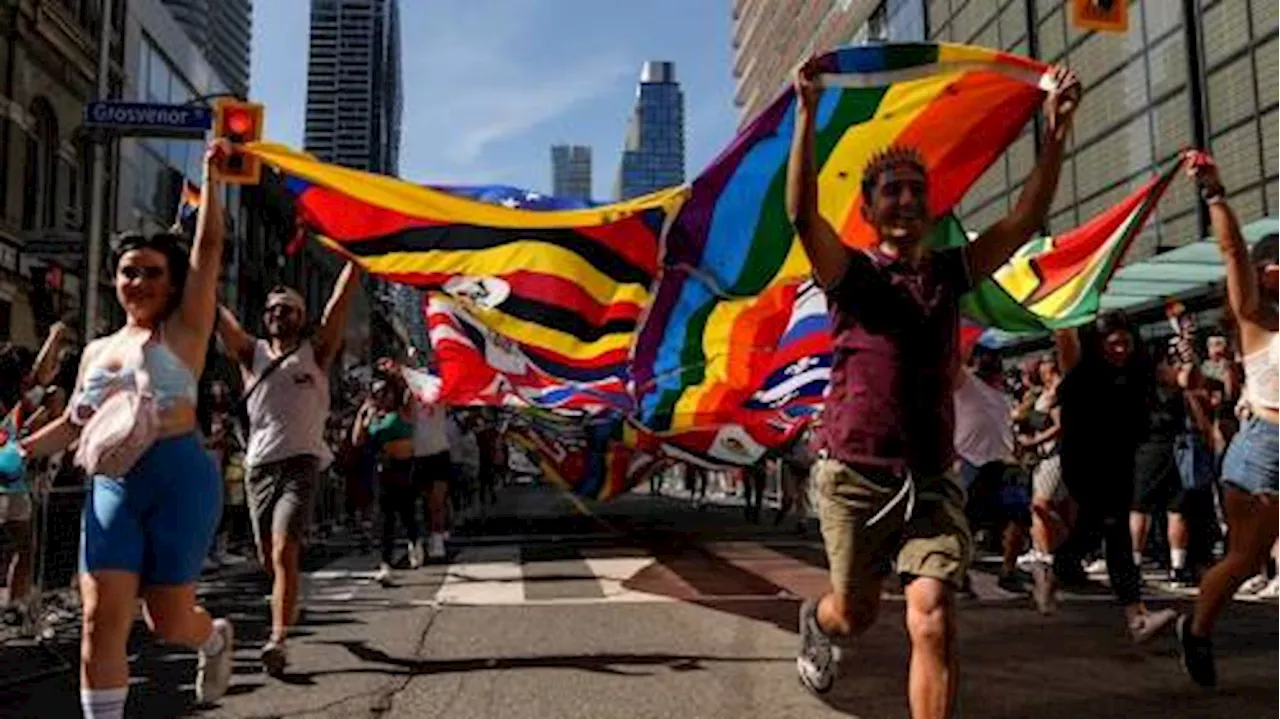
[1072,0,1128,33]
[84,101,212,136]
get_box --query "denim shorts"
[1221,417,1279,496]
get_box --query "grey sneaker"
[261,638,288,678]
[196,618,235,704]
[796,598,839,694]
[1129,608,1178,644]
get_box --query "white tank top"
[1243,333,1280,411]
[411,402,450,457]
[244,340,333,469]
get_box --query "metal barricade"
[0,459,84,689]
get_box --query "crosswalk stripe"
[437,545,525,606]
[581,556,670,603]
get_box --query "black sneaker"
[796,598,838,694]
[998,570,1031,594]
[1169,567,1195,588]
[1176,615,1216,687]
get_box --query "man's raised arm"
[314,261,364,371]
[967,66,1081,281]
[786,56,851,291]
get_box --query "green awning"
[1098,216,1278,312]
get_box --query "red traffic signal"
[212,98,264,185]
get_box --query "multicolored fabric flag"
[633,42,1051,431]
[245,142,686,387]
[432,185,597,211]
[425,294,631,413]
[505,412,668,500]
[953,160,1184,332]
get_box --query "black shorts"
[412,451,453,491]
[1132,441,1186,513]
[962,461,1031,530]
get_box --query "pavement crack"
[367,604,441,718]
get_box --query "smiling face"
[115,248,176,325]
[1101,328,1135,367]
[863,161,930,249]
[263,295,304,340]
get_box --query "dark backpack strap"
[236,341,304,414]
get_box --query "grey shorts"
[246,455,319,560]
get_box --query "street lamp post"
[84,0,115,341]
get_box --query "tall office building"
[615,62,686,200]
[732,1,876,127]
[729,0,1277,261]
[304,0,403,175]
[162,0,253,99]
[552,145,593,200]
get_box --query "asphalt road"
[1,482,1275,718]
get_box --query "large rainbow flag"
[246,143,686,388]
[632,43,1050,431]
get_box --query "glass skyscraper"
[552,145,593,200]
[615,62,686,200]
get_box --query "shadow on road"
[280,639,789,681]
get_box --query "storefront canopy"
[1099,216,1278,314]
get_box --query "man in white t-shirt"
[953,348,1028,595]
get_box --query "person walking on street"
[3,141,236,714]
[1177,151,1280,687]
[787,54,1079,718]
[214,257,361,677]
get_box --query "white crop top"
[1243,333,1279,411]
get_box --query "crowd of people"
[0,57,1272,719]
[783,52,1276,718]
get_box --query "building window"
[21,99,60,231]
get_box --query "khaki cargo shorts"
[813,458,972,594]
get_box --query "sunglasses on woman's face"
[119,266,166,281]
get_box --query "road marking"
[582,556,671,603]
[436,545,525,605]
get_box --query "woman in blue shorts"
[1178,152,1279,687]
[2,141,235,716]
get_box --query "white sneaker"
[1255,576,1279,600]
[428,533,446,560]
[1083,558,1109,575]
[1017,549,1052,569]
[1128,608,1178,644]
[1236,573,1269,596]
[195,618,235,704]
[408,539,424,569]
[375,563,393,587]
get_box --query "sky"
[250,0,741,201]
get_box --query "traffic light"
[212,98,264,185]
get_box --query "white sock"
[200,622,225,656]
[1170,549,1187,570]
[80,687,128,719]
[1133,552,1143,567]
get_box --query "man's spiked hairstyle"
[860,146,927,201]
